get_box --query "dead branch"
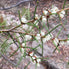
[0,0,32,10]
[0,52,17,66]
[40,60,59,69]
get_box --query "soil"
[0,0,69,69]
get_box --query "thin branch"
[0,52,17,66]
[40,60,59,69]
[57,7,69,13]
[0,0,32,10]
[0,19,34,32]
[0,24,22,32]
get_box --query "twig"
[0,24,22,32]
[40,60,59,69]
[57,7,69,13]
[0,0,32,10]
[0,19,35,32]
[0,52,17,66]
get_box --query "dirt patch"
[0,0,69,69]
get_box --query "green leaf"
[68,62,69,65]
[18,10,21,22]
[24,62,30,69]
[21,8,27,16]
[26,7,30,20]
[10,48,19,57]
[53,41,60,53]
[0,39,12,54]
[57,20,67,38]
[45,23,61,36]
[16,55,23,66]
[34,1,39,18]
[63,0,67,9]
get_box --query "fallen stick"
[0,0,32,10]
[0,52,17,66]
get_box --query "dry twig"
[0,0,32,10]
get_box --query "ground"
[0,0,69,69]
